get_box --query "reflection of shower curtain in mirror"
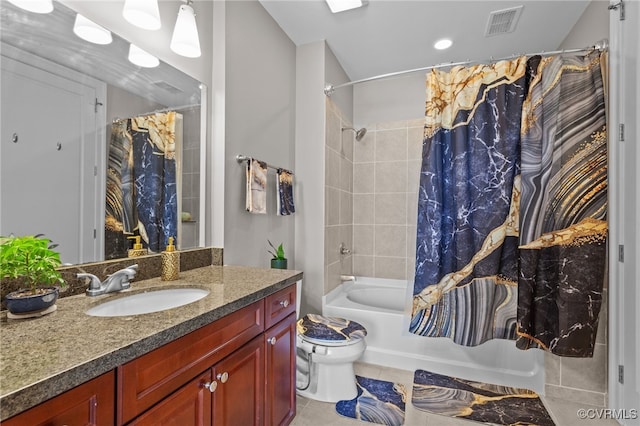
[105,112,178,258]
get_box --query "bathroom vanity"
[0,265,301,425]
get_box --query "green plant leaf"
[0,234,65,293]
[267,240,286,260]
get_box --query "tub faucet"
[78,264,138,297]
[340,275,356,283]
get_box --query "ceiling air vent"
[153,81,182,94]
[485,6,523,37]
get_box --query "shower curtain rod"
[324,39,609,96]
[112,103,200,123]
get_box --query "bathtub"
[323,277,545,394]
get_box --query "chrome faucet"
[78,264,138,297]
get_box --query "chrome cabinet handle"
[203,381,217,392]
[268,337,277,345]
[279,299,289,308]
[217,372,229,383]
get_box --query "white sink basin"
[85,288,209,317]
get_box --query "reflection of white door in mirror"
[1,49,106,265]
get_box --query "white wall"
[559,0,610,50]
[325,44,354,124]
[223,1,296,267]
[354,74,424,126]
[353,0,611,127]
[295,41,326,315]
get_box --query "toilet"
[295,313,367,402]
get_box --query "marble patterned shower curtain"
[516,51,608,357]
[410,58,531,346]
[105,112,178,258]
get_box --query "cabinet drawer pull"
[279,299,289,308]
[268,337,277,345]
[203,381,217,392]
[217,372,229,383]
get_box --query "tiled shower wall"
[180,106,201,249]
[349,117,609,407]
[352,118,423,280]
[324,99,354,295]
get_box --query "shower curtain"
[411,50,608,357]
[410,57,531,346]
[105,112,178,258]
[516,51,608,357]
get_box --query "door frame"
[608,1,639,424]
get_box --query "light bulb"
[123,0,161,31]
[170,4,201,58]
[73,14,112,45]
[128,44,160,68]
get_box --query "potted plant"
[1,234,65,317]
[268,240,288,269]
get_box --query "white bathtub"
[323,277,545,394]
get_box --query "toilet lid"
[297,314,367,346]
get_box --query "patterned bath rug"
[412,369,555,425]
[336,375,406,426]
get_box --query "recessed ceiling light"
[325,0,366,14]
[434,39,453,50]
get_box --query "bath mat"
[336,375,406,426]
[412,369,555,425]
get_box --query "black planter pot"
[5,286,59,315]
[270,258,288,269]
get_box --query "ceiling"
[259,0,592,82]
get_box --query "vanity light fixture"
[73,14,113,45]
[325,0,367,14]
[128,44,160,68]
[6,0,53,14]
[122,0,161,31]
[434,38,453,50]
[170,0,201,58]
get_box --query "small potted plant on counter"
[268,240,288,269]
[1,234,65,318]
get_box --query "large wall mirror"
[0,1,206,265]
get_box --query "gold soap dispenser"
[161,237,180,281]
[127,236,148,257]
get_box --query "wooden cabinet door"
[212,335,264,426]
[129,371,212,426]
[118,300,264,424]
[265,313,296,426]
[2,371,115,426]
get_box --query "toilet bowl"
[295,313,367,402]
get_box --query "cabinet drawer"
[3,371,115,426]
[264,284,296,329]
[118,300,264,424]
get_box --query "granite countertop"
[0,264,303,420]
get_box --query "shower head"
[342,127,367,141]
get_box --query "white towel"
[246,158,267,214]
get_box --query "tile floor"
[291,362,620,426]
